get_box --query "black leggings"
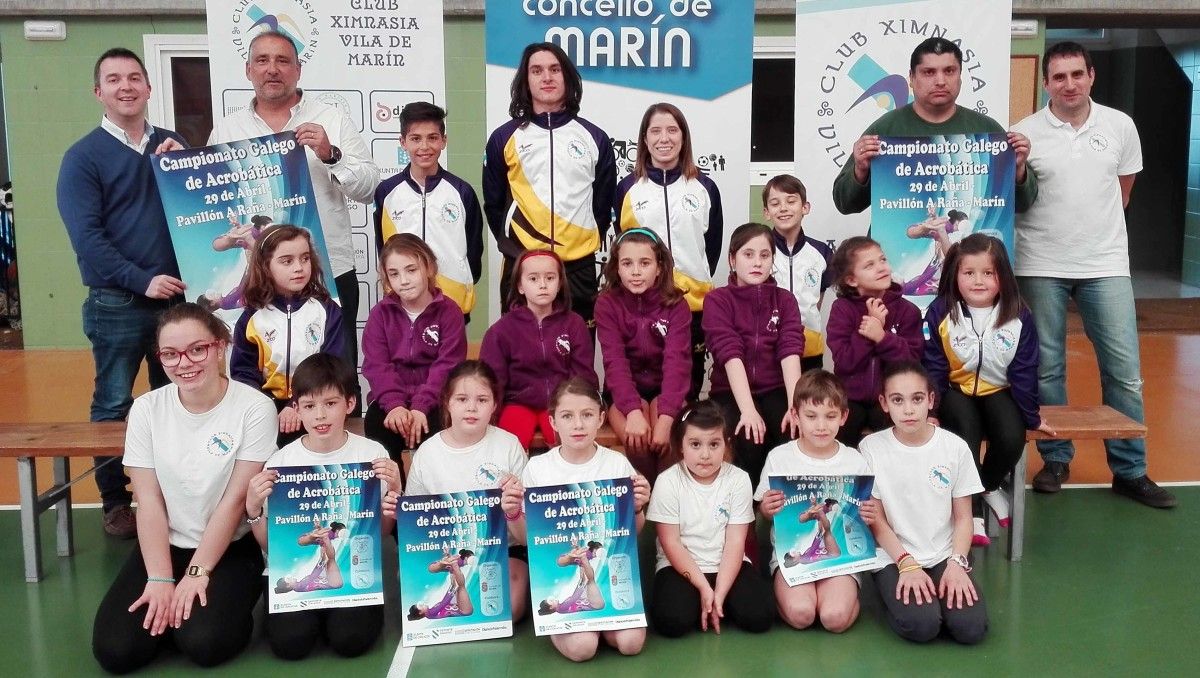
[838,399,892,448]
[688,310,707,401]
[263,580,384,660]
[872,561,988,645]
[938,389,1025,492]
[364,400,442,465]
[92,534,263,674]
[651,562,773,637]
[712,386,791,486]
[333,270,362,415]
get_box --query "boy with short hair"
[245,353,401,660]
[763,175,834,372]
[754,370,868,633]
[373,101,484,318]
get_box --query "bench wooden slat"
[0,422,127,457]
[1026,405,1145,441]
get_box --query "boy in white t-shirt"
[245,354,401,660]
[857,361,987,645]
[756,370,869,633]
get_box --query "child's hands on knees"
[735,408,766,445]
[279,405,303,433]
[246,468,279,517]
[404,410,429,449]
[384,406,411,435]
[939,560,978,609]
[781,408,801,439]
[651,415,673,455]
[500,473,524,519]
[373,458,402,495]
[699,582,722,634]
[759,489,786,518]
[896,567,936,606]
[623,409,651,456]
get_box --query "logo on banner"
[229,0,319,63]
[610,139,727,179]
[805,19,994,170]
[316,92,352,118]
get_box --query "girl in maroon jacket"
[362,234,468,461]
[480,249,598,450]
[825,236,923,447]
[702,222,805,485]
[594,228,692,483]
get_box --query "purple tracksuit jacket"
[594,285,692,418]
[826,284,923,402]
[702,276,805,396]
[480,304,598,410]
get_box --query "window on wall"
[143,35,211,145]
[751,37,796,184]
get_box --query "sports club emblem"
[230,1,320,64]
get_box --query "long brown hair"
[379,233,439,296]
[505,249,571,311]
[599,229,684,305]
[242,224,331,310]
[936,233,1024,327]
[634,103,698,181]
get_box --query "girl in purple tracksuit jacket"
[826,236,923,447]
[362,234,467,461]
[922,234,1053,546]
[594,228,692,483]
[480,249,598,450]
[702,222,805,485]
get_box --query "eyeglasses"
[156,341,221,367]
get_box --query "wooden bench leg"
[17,457,44,583]
[53,457,74,558]
[1008,446,1028,562]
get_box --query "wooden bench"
[992,404,1146,562]
[1,419,622,582]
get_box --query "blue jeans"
[1017,276,1146,478]
[82,288,172,511]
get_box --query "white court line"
[388,642,415,678]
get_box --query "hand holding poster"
[768,475,885,587]
[267,462,383,612]
[525,478,646,636]
[397,490,511,647]
[870,133,1016,308]
[151,131,338,328]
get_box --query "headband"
[518,249,559,263]
[615,227,659,245]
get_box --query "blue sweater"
[57,125,185,294]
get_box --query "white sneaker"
[983,490,1011,527]
[971,517,991,547]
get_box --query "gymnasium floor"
[2,334,1198,676]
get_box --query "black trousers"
[334,270,362,417]
[872,561,988,645]
[838,399,892,448]
[651,563,773,637]
[263,579,384,660]
[501,253,598,332]
[938,388,1026,492]
[92,534,263,674]
[712,386,791,487]
[687,310,707,401]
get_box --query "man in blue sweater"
[56,48,187,538]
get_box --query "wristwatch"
[322,145,342,165]
[186,565,212,578]
[947,553,972,573]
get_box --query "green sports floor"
[5,488,1197,677]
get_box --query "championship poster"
[266,462,383,613]
[524,478,646,636]
[397,490,512,647]
[151,131,338,328]
[768,474,885,586]
[870,133,1016,308]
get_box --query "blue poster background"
[397,490,512,646]
[870,133,1016,309]
[525,478,646,636]
[266,462,383,612]
[151,131,338,326]
[768,474,885,586]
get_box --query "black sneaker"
[1032,461,1070,493]
[1112,475,1177,509]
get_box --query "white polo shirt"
[1012,100,1141,278]
[646,462,754,573]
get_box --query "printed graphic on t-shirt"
[928,464,952,491]
[206,432,236,457]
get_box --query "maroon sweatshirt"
[594,285,692,418]
[702,276,805,396]
[361,290,467,415]
[826,284,923,402]
[480,304,598,410]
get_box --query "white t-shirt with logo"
[858,427,983,568]
[647,462,754,573]
[406,426,528,495]
[266,431,390,491]
[754,441,871,573]
[521,444,635,489]
[1013,101,1142,278]
[124,381,277,549]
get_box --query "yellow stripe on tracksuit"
[503,136,599,262]
[617,193,712,312]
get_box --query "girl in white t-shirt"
[756,370,869,633]
[403,360,530,621]
[92,303,278,674]
[858,361,987,645]
[517,378,651,662]
[646,400,772,637]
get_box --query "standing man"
[833,37,1037,215]
[209,30,379,406]
[57,48,188,538]
[484,42,616,328]
[1013,42,1175,508]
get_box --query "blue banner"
[525,478,646,636]
[151,131,338,327]
[397,490,512,646]
[266,463,383,612]
[768,474,885,586]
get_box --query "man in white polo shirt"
[1012,41,1174,508]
